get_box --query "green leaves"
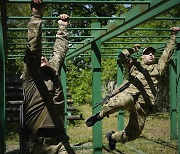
[66,58,117,105]
[66,60,92,105]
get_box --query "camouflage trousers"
[99,91,147,144]
[26,136,75,154]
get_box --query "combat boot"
[85,112,103,127]
[106,131,117,150]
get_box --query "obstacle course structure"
[0,0,180,153]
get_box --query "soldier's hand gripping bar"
[93,81,130,109]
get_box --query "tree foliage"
[5,3,180,110]
[66,58,92,105]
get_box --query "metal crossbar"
[8,0,151,4]
[1,0,180,154]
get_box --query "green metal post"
[1,1,7,153]
[176,32,180,154]
[91,22,102,154]
[61,63,67,130]
[169,59,177,140]
[117,50,124,131]
[0,21,6,154]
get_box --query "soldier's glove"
[58,14,69,27]
[132,44,141,52]
[171,27,180,35]
[127,44,141,54]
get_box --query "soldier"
[21,1,75,153]
[86,27,180,150]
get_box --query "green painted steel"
[7,27,175,32]
[176,32,180,153]
[8,0,151,4]
[0,21,6,154]
[133,28,174,31]
[61,64,68,130]
[8,27,107,31]
[7,36,94,39]
[2,0,180,152]
[103,42,167,44]
[8,16,125,20]
[169,59,177,140]
[7,41,167,46]
[8,16,180,21]
[117,49,124,131]
[0,1,7,153]
[66,0,180,59]
[7,35,180,40]
[8,41,85,45]
[100,0,179,42]
[7,43,177,60]
[117,36,180,38]
[155,17,180,20]
[91,22,102,154]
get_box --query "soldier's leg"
[86,92,134,127]
[100,92,134,118]
[107,102,147,150]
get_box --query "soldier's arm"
[158,27,180,75]
[49,14,69,73]
[118,44,141,68]
[24,1,45,71]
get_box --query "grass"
[67,104,178,154]
[6,104,178,153]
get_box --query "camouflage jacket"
[21,14,68,131]
[119,34,176,106]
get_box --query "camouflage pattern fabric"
[22,13,68,130]
[99,34,176,143]
[21,12,74,153]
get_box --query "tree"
[6,3,180,111]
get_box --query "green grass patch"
[6,104,178,153]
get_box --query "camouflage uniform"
[99,34,176,143]
[21,12,74,154]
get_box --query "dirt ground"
[5,106,178,154]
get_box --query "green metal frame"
[0,1,7,154]
[61,64,68,129]
[1,0,180,153]
[8,0,152,4]
[117,49,124,131]
[169,59,177,140]
[66,0,180,59]
[177,32,180,153]
[0,21,6,154]
[91,22,103,153]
